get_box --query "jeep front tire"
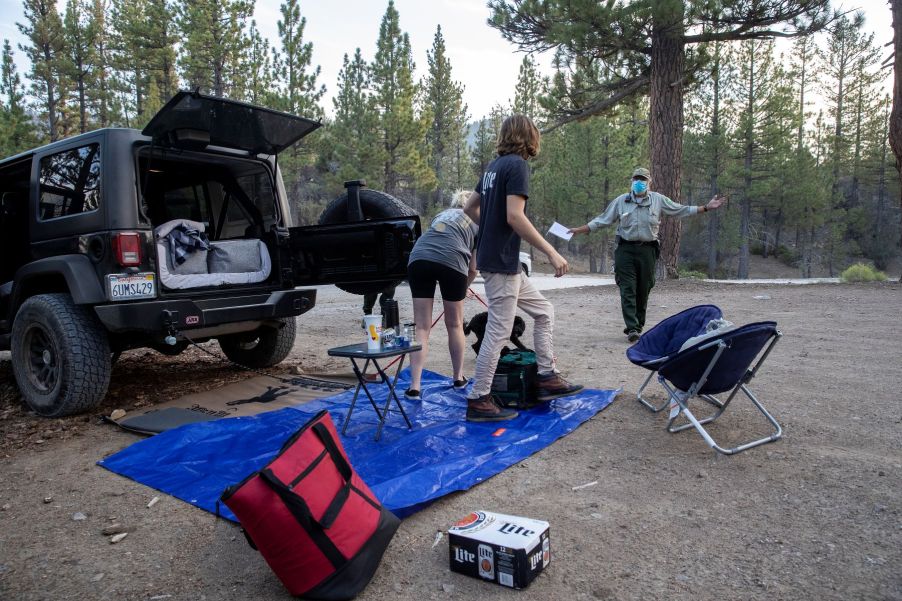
[11,293,112,417]
[218,318,296,368]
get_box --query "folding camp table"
[327,342,421,441]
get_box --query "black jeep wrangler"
[0,91,419,417]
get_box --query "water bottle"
[382,299,400,330]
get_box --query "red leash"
[382,287,487,370]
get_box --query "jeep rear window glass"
[39,144,101,220]
[139,151,278,240]
[236,172,276,222]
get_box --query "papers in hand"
[548,221,573,241]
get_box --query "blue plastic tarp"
[99,369,618,520]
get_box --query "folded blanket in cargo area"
[99,369,618,519]
[154,219,272,289]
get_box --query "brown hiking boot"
[536,373,584,402]
[466,394,519,422]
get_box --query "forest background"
[0,0,899,279]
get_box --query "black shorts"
[407,260,468,301]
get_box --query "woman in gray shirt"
[404,199,478,401]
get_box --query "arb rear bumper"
[93,289,316,333]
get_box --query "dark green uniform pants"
[614,241,658,334]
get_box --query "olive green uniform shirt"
[587,191,699,241]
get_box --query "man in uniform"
[568,168,724,342]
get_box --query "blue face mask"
[631,179,648,195]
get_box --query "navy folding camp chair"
[626,304,723,412]
[656,321,782,455]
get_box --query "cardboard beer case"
[448,510,550,589]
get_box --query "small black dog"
[463,311,529,355]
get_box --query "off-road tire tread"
[11,293,111,417]
[318,189,416,226]
[218,317,296,368]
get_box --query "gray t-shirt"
[408,208,478,275]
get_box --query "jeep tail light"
[113,232,142,267]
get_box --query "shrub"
[840,263,887,283]
[678,268,708,280]
[775,245,799,267]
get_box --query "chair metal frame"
[657,328,783,455]
[628,304,725,413]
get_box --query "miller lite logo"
[529,549,543,570]
[498,522,535,537]
[452,511,494,533]
[452,546,475,564]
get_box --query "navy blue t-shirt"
[474,153,529,273]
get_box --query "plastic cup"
[364,315,382,350]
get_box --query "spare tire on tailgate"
[318,188,417,295]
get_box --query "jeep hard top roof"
[0,91,322,168]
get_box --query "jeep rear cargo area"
[138,148,282,293]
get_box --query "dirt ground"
[0,278,900,601]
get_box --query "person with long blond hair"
[403,191,478,401]
[462,114,583,422]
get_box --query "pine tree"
[471,107,505,182]
[272,0,324,207]
[729,38,785,279]
[512,55,545,120]
[109,0,150,125]
[820,13,881,275]
[370,1,433,201]
[176,0,253,98]
[890,0,902,275]
[422,25,467,207]
[145,0,178,105]
[860,95,901,269]
[18,0,67,141]
[1,39,37,154]
[683,38,734,277]
[62,0,97,133]
[275,0,324,118]
[470,116,496,180]
[90,0,114,127]
[328,49,381,190]
[488,0,833,277]
[242,20,276,105]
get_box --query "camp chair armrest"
[641,356,669,366]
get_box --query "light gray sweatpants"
[468,271,556,399]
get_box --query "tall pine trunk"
[42,44,58,141]
[738,45,755,280]
[890,0,902,280]
[707,42,722,278]
[76,57,87,133]
[649,8,685,279]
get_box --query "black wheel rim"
[24,324,59,393]
[235,338,261,351]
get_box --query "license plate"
[107,273,156,301]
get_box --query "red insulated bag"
[220,410,399,600]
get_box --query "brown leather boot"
[536,373,584,402]
[466,394,519,422]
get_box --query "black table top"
[327,341,422,359]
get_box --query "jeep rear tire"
[318,189,416,295]
[11,293,112,417]
[218,318,296,368]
